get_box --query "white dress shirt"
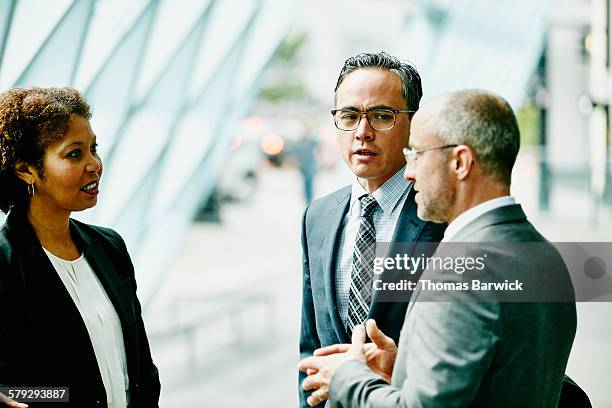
[44,248,129,408]
[442,195,517,242]
[335,167,412,326]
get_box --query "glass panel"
[132,0,297,305]
[415,0,551,107]
[73,0,149,89]
[94,110,167,226]
[148,5,260,217]
[0,0,17,68]
[233,0,296,91]
[85,0,159,160]
[14,0,95,87]
[0,0,72,88]
[94,2,211,227]
[188,0,257,98]
[132,0,212,102]
[113,164,160,250]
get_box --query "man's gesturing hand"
[312,319,398,383]
[298,324,367,406]
[363,319,397,383]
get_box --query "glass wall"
[0,0,296,304]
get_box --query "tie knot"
[359,194,378,217]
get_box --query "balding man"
[299,90,577,408]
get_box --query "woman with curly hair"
[0,87,160,408]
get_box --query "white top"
[43,248,129,408]
[442,195,517,242]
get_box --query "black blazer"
[0,209,160,407]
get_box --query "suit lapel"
[369,188,423,313]
[70,221,139,381]
[6,211,86,326]
[322,192,352,343]
[389,188,425,243]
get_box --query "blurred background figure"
[289,128,319,205]
[0,0,610,407]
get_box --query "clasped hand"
[0,392,28,408]
[298,319,397,406]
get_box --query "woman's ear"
[14,161,36,185]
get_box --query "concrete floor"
[145,161,612,407]
[146,166,305,408]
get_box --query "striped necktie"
[347,194,379,333]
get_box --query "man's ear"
[450,145,474,180]
[14,161,36,185]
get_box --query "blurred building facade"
[586,0,611,218]
[544,0,611,222]
[0,0,297,305]
[2,2,610,406]
[0,0,609,308]
[295,0,611,223]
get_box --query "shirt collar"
[443,195,516,242]
[349,166,411,216]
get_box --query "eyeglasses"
[403,145,458,164]
[331,108,416,131]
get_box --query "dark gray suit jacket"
[299,185,446,407]
[330,204,577,408]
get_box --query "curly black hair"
[0,87,92,213]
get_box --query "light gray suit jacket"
[330,204,577,408]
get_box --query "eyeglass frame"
[403,144,459,164]
[330,108,416,131]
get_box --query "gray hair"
[334,52,422,113]
[433,90,520,186]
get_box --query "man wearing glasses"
[299,90,577,408]
[298,52,445,407]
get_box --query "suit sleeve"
[111,231,161,407]
[329,289,500,407]
[0,250,10,386]
[298,204,324,408]
[0,243,25,388]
